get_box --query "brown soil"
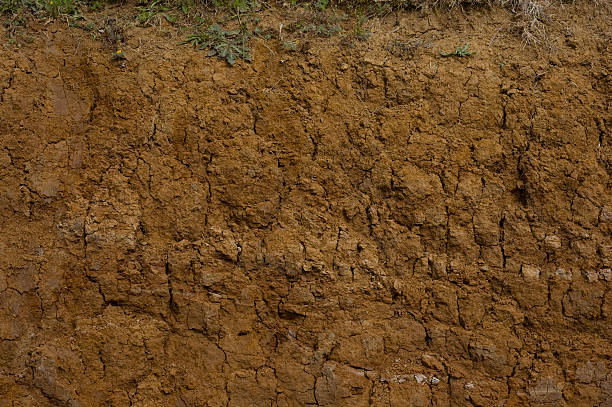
[1,1,611,406]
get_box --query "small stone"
[544,235,561,251]
[585,270,598,283]
[339,63,349,71]
[430,376,440,385]
[414,373,427,384]
[429,255,447,279]
[600,206,612,223]
[528,377,563,402]
[599,268,611,282]
[572,239,597,257]
[521,264,540,280]
[555,268,572,281]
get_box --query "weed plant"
[440,43,476,57]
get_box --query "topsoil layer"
[0,1,611,406]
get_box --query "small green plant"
[68,19,94,30]
[283,7,345,38]
[440,43,476,57]
[103,17,124,44]
[338,14,370,47]
[350,14,371,40]
[44,0,80,17]
[223,0,260,14]
[178,0,194,14]
[136,0,176,26]
[314,0,328,11]
[183,23,251,66]
[88,0,102,11]
[299,22,341,37]
[281,39,298,51]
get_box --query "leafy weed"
[136,0,176,26]
[183,23,251,65]
[0,0,43,15]
[440,43,476,57]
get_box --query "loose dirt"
[0,1,611,406]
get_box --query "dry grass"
[500,0,551,44]
[327,0,561,43]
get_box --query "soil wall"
[0,2,611,406]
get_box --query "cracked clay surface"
[0,2,611,406]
